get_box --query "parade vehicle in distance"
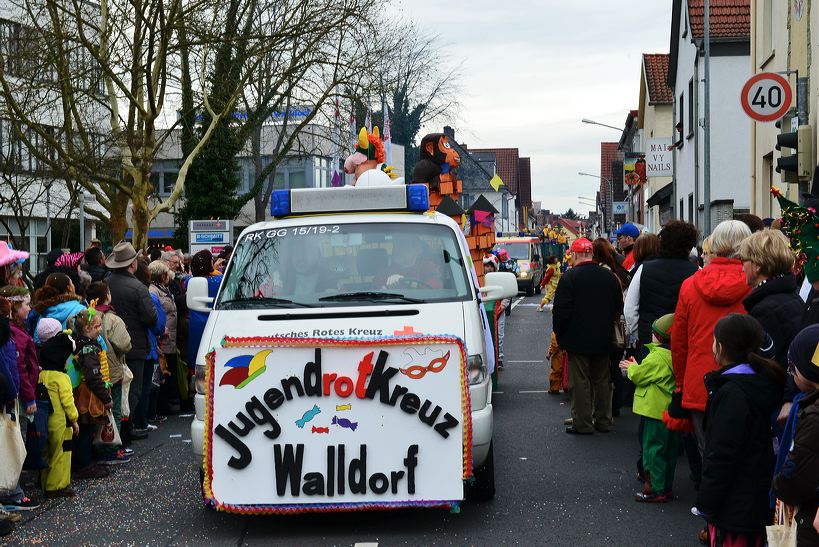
[494,235,544,295]
[186,183,517,514]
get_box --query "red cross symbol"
[393,325,422,336]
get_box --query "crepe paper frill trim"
[203,335,473,515]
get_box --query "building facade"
[669,0,751,229]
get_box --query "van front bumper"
[470,402,493,468]
[191,393,206,458]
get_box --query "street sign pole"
[703,0,711,235]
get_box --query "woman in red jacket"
[670,220,752,455]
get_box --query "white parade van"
[186,183,517,514]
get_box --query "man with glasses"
[614,222,640,272]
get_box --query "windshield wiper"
[218,297,314,309]
[319,291,424,304]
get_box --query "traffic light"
[776,115,814,182]
[776,114,798,183]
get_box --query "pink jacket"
[10,322,40,406]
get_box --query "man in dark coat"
[553,237,624,434]
[83,246,110,282]
[105,242,157,439]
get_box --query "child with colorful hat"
[620,313,678,502]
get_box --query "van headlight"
[467,354,487,385]
[519,271,528,278]
[195,364,207,394]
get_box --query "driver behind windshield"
[385,233,444,290]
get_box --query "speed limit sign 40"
[741,73,792,122]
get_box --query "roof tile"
[643,54,673,104]
[688,0,750,40]
[469,148,520,194]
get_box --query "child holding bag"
[69,308,112,479]
[38,332,79,497]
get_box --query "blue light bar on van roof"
[270,184,429,217]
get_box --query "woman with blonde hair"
[701,236,714,267]
[739,229,802,419]
[671,220,752,455]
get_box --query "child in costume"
[69,308,113,478]
[537,256,561,312]
[546,332,565,393]
[38,332,79,497]
[85,282,131,462]
[692,313,785,546]
[619,313,677,502]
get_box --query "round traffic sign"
[741,73,792,122]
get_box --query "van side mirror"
[480,271,518,301]
[186,277,213,313]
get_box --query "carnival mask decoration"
[343,127,386,183]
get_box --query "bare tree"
[0,0,290,248]
[176,0,390,225]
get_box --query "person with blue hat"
[614,223,640,271]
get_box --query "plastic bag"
[93,409,122,447]
[0,407,26,491]
[766,500,798,547]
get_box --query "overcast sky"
[391,0,673,216]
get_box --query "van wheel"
[466,442,496,501]
[534,278,542,294]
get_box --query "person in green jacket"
[620,313,678,503]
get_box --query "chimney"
[443,126,455,139]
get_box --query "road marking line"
[508,360,544,363]
[169,434,182,438]
[354,543,379,547]
[510,296,525,309]
[492,391,505,394]
[519,390,549,394]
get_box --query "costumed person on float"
[343,127,403,186]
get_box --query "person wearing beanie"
[620,313,678,502]
[553,237,623,434]
[36,317,63,345]
[38,333,79,498]
[772,325,819,547]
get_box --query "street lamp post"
[579,171,613,234]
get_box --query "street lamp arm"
[581,119,624,133]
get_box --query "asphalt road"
[5,294,704,546]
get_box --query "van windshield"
[217,222,472,308]
[495,242,530,260]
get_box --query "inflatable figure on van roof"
[343,126,403,186]
[411,133,460,190]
